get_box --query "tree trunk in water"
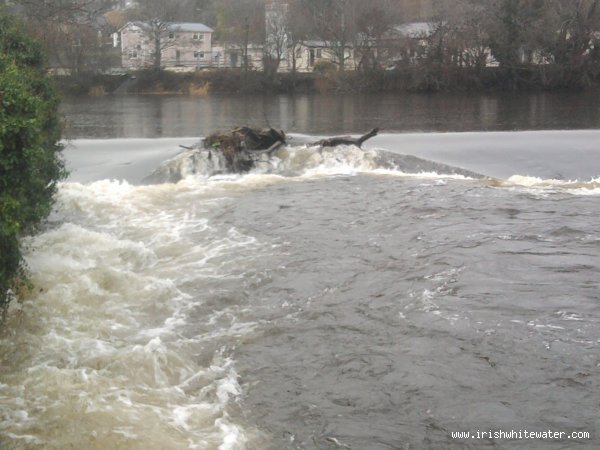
[310,128,379,148]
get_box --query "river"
[1,93,599,449]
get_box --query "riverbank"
[53,64,600,97]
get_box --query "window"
[193,32,204,41]
[136,44,141,50]
[194,51,205,59]
[128,50,137,59]
[316,49,322,58]
[168,32,174,39]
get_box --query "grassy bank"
[52,64,600,97]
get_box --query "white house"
[211,44,265,70]
[278,41,357,72]
[120,22,214,70]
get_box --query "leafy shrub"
[0,11,66,319]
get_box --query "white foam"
[371,168,473,180]
[1,177,268,448]
[503,175,600,195]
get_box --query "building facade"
[120,22,213,70]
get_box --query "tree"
[300,0,358,71]
[0,10,66,319]
[264,0,289,75]
[12,0,118,75]
[453,0,492,69]
[14,0,104,24]
[486,0,545,69]
[286,0,312,72]
[214,0,265,70]
[539,0,600,69]
[420,0,490,69]
[129,0,182,70]
[354,1,400,71]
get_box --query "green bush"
[0,11,66,319]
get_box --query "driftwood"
[203,126,286,172]
[311,128,379,148]
[194,126,378,174]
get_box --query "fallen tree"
[310,128,379,148]
[200,127,380,173]
[143,127,382,183]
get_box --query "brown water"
[1,94,599,449]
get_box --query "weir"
[142,128,484,184]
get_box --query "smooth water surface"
[61,91,600,138]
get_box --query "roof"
[168,22,213,33]
[120,21,213,33]
[300,40,352,49]
[395,22,438,38]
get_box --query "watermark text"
[451,429,591,441]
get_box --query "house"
[120,22,213,70]
[212,44,265,70]
[279,41,356,72]
[393,22,438,64]
[391,22,501,68]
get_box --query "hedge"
[0,10,66,319]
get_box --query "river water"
[1,93,599,449]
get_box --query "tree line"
[7,0,600,89]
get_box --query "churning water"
[1,127,600,449]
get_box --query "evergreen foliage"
[0,10,66,319]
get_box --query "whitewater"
[1,131,599,449]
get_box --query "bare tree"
[454,0,492,69]
[15,0,111,23]
[300,0,358,71]
[354,1,399,71]
[285,0,312,73]
[128,0,181,69]
[539,0,600,67]
[13,0,116,74]
[421,0,490,69]
[214,0,265,70]
[264,0,289,75]
[485,0,545,69]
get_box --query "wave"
[142,143,484,184]
[0,180,268,449]
[489,175,600,195]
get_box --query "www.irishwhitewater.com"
[451,429,591,440]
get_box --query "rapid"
[1,93,600,449]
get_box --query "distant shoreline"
[52,66,598,97]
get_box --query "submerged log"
[311,128,379,148]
